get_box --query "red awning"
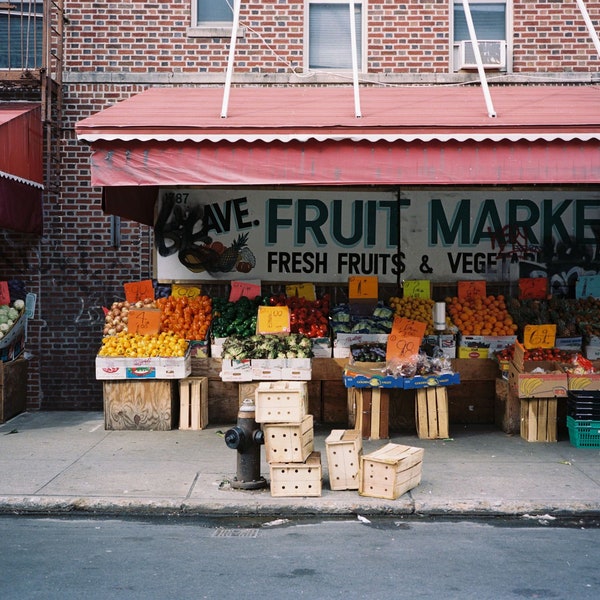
[0,103,43,234]
[75,86,600,222]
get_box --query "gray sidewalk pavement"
[1,411,599,519]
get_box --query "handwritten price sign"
[349,276,378,300]
[457,280,486,302]
[519,277,547,300]
[403,280,431,299]
[575,275,600,299]
[127,309,161,335]
[229,280,261,302]
[257,305,290,334]
[285,283,316,301]
[386,335,422,362]
[172,284,201,299]
[0,281,9,305]
[124,280,155,303]
[386,317,426,362]
[523,324,556,349]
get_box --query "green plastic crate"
[566,416,600,449]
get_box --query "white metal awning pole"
[576,0,600,57]
[349,0,362,118]
[461,0,497,118]
[221,0,241,118]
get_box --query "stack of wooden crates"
[254,381,322,497]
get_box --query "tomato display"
[268,293,331,338]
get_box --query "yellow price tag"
[285,283,316,301]
[403,280,431,299]
[257,306,291,334]
[523,324,557,349]
[172,284,201,299]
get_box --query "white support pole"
[576,0,600,58]
[221,0,241,118]
[461,0,496,118]
[349,1,362,118]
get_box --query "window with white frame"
[306,1,365,71]
[452,1,511,71]
[0,0,44,70]
[195,0,233,26]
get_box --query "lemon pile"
[98,332,189,358]
[388,296,439,335]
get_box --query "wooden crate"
[0,357,28,424]
[348,387,390,440]
[520,398,558,442]
[269,451,322,497]
[415,386,449,439]
[103,380,177,430]
[263,414,314,463]
[255,381,308,423]
[359,443,424,500]
[325,429,362,490]
[179,377,208,430]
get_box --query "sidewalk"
[1,411,599,518]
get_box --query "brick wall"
[24,1,600,410]
[62,2,600,75]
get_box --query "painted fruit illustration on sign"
[179,233,257,275]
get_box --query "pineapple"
[218,233,251,272]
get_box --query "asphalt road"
[1,515,598,600]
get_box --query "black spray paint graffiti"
[488,224,600,297]
[154,193,257,276]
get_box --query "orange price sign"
[229,280,261,302]
[257,305,290,334]
[0,281,9,305]
[124,279,155,303]
[127,309,161,335]
[172,284,201,299]
[348,276,378,300]
[523,324,556,350]
[386,335,422,362]
[386,317,426,362]
[519,277,547,300]
[457,280,486,302]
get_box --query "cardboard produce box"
[508,361,568,399]
[96,351,191,380]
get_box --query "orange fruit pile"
[156,295,212,341]
[446,295,517,336]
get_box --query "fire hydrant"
[224,398,267,490]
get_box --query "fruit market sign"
[154,188,600,287]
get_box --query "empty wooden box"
[415,386,449,439]
[263,414,314,463]
[255,380,308,423]
[269,451,322,497]
[520,398,558,442]
[179,376,209,430]
[325,429,362,490]
[359,443,424,500]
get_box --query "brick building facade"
[1,1,599,414]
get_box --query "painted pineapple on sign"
[154,193,257,276]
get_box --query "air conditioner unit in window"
[457,40,506,69]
